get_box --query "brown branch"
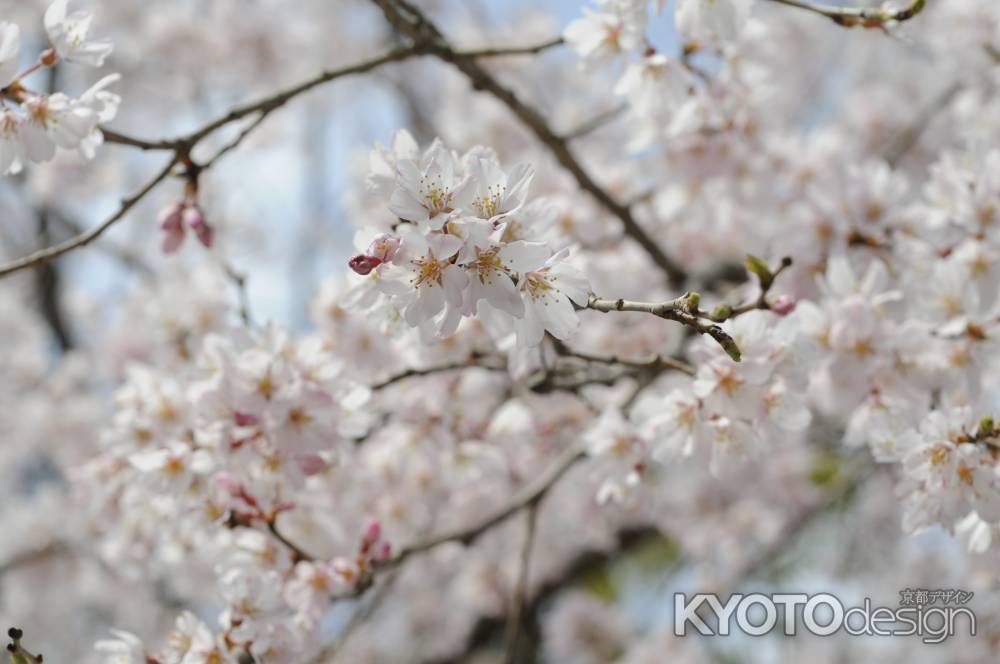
[0,154,180,278]
[881,81,961,167]
[586,293,742,361]
[0,541,70,577]
[456,37,564,58]
[764,0,926,27]
[101,36,563,156]
[554,342,696,376]
[371,354,507,390]
[387,444,585,569]
[702,255,793,322]
[503,503,539,664]
[561,103,628,141]
[3,35,567,282]
[424,526,665,664]
[266,517,315,564]
[370,0,687,287]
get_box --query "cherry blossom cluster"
[76,324,378,661]
[4,0,1000,662]
[0,0,119,175]
[346,130,591,348]
[563,0,752,150]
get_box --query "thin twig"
[266,518,314,564]
[388,444,584,569]
[555,343,696,376]
[503,503,539,664]
[223,261,253,326]
[370,354,507,390]
[764,0,926,27]
[561,103,628,141]
[456,37,564,58]
[586,293,742,361]
[701,256,793,322]
[3,35,567,281]
[0,541,70,577]
[0,155,180,277]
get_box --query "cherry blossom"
[2,0,1000,662]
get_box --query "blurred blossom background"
[1,0,999,663]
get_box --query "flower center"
[521,271,552,300]
[420,174,453,216]
[411,251,447,288]
[472,184,505,218]
[470,246,504,285]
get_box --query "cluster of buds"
[333,519,392,594]
[214,472,294,526]
[158,177,213,253]
[6,628,43,664]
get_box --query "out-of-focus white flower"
[564,1,646,65]
[0,22,20,87]
[44,0,114,66]
[676,0,754,43]
[0,110,25,175]
[94,629,146,664]
[615,53,692,115]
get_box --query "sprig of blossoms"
[0,0,119,175]
[347,131,591,348]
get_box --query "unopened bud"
[745,254,774,288]
[366,234,400,262]
[158,202,184,231]
[710,303,733,320]
[348,254,383,276]
[39,48,57,67]
[158,202,186,254]
[770,294,797,315]
[214,472,244,497]
[183,206,213,248]
[373,541,392,563]
[233,411,258,427]
[297,453,326,476]
[360,519,381,552]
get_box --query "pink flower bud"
[297,453,327,476]
[366,234,400,262]
[40,48,58,66]
[158,202,185,254]
[360,519,381,552]
[184,206,213,248]
[770,294,798,316]
[348,254,383,276]
[233,411,258,427]
[374,541,392,563]
[214,472,244,497]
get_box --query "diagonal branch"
[371,353,508,390]
[370,0,687,286]
[2,35,567,282]
[388,444,584,569]
[0,154,180,278]
[764,0,926,27]
[587,293,742,361]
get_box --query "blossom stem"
[764,0,926,27]
[587,294,742,361]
